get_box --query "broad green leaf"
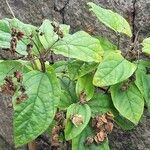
[111,83,144,124]
[38,19,58,50]
[58,76,77,109]
[93,52,137,87]
[96,36,117,51]
[135,65,150,111]
[142,37,150,55]
[76,74,94,101]
[65,103,91,140]
[114,115,135,130]
[52,31,103,62]
[13,70,61,147]
[88,93,116,117]
[67,60,98,80]
[88,2,132,37]
[72,125,110,150]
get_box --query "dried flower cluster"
[85,112,114,145]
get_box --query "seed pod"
[104,122,114,134]
[79,91,87,104]
[71,114,84,127]
[16,31,24,40]
[16,93,28,104]
[85,136,94,145]
[14,70,23,82]
[94,131,107,144]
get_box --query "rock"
[134,0,150,42]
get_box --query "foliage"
[0,2,149,150]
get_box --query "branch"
[5,0,15,18]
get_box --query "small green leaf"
[96,36,117,51]
[88,2,132,37]
[111,83,144,124]
[0,19,10,32]
[76,74,94,101]
[38,19,58,50]
[52,31,103,62]
[88,93,116,116]
[135,65,150,111]
[67,60,98,80]
[14,70,61,147]
[72,125,110,150]
[60,24,70,35]
[142,37,150,55]
[58,76,77,109]
[93,52,137,87]
[65,103,91,140]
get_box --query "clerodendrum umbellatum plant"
[0,2,150,149]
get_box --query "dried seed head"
[71,114,84,127]
[16,93,28,104]
[106,112,114,121]
[105,122,114,134]
[79,91,87,104]
[16,31,24,40]
[94,131,107,144]
[51,125,62,148]
[57,30,64,38]
[1,76,16,95]
[85,136,94,145]
[14,70,23,82]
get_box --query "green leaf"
[52,31,103,62]
[9,18,37,36]
[60,24,70,35]
[142,37,150,55]
[67,60,98,80]
[96,36,117,51]
[114,115,135,130]
[0,31,11,48]
[135,65,150,111]
[13,70,61,147]
[0,19,10,32]
[93,52,137,87]
[58,76,77,109]
[0,18,33,55]
[72,125,110,150]
[88,93,116,116]
[38,19,58,50]
[76,74,94,101]
[111,83,144,124]
[88,2,132,37]
[0,60,29,85]
[65,103,91,140]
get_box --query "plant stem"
[28,140,37,150]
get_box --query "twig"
[5,0,15,18]
[28,140,37,150]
